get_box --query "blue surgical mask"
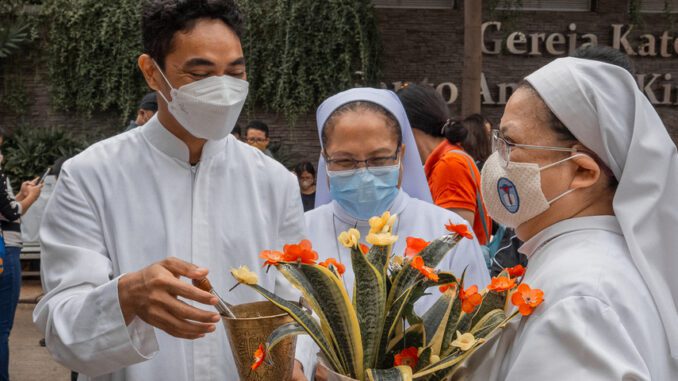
[328,163,400,220]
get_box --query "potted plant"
[229,212,543,380]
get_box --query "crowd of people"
[0,0,676,380]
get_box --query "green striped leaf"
[245,284,345,374]
[265,322,306,351]
[387,235,459,310]
[469,290,507,329]
[366,244,391,276]
[470,309,507,340]
[378,286,415,368]
[421,291,455,356]
[351,246,387,370]
[283,263,364,379]
[386,323,425,354]
[276,264,347,371]
[366,366,413,381]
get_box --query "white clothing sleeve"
[32,167,158,377]
[447,229,491,289]
[274,172,306,301]
[502,296,650,380]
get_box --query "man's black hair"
[142,0,244,69]
[246,120,270,138]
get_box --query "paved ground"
[9,279,71,380]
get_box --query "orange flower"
[319,258,346,276]
[393,346,419,369]
[410,256,439,282]
[511,283,544,316]
[507,264,526,278]
[445,220,474,239]
[251,343,266,371]
[487,276,516,293]
[404,237,429,258]
[260,250,285,267]
[359,243,369,255]
[439,282,457,293]
[282,240,318,265]
[459,285,483,314]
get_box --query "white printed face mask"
[154,61,249,140]
[480,152,582,228]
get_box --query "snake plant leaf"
[351,245,387,370]
[276,264,346,369]
[387,235,459,310]
[421,291,455,356]
[378,286,416,367]
[470,309,507,340]
[366,366,414,381]
[293,263,365,379]
[439,269,466,355]
[386,323,425,354]
[469,290,507,329]
[366,244,391,276]
[265,322,306,351]
[245,283,345,374]
[439,298,463,355]
[417,346,434,372]
[412,346,476,378]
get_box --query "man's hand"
[118,257,221,339]
[291,360,308,381]
[314,362,328,381]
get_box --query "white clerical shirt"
[33,115,306,381]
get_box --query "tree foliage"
[39,0,381,123]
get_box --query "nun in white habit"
[457,57,678,380]
[293,88,489,380]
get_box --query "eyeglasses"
[247,137,268,144]
[324,147,401,171]
[492,130,578,168]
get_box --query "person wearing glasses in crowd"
[291,88,490,381]
[456,58,678,380]
[245,120,274,158]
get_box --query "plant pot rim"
[222,300,290,321]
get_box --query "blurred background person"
[231,123,243,141]
[124,92,158,131]
[0,129,43,381]
[462,113,493,170]
[398,83,492,245]
[246,120,273,157]
[293,161,316,212]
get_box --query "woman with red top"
[398,84,492,245]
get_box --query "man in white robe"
[457,58,678,380]
[33,1,305,380]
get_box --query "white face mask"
[480,152,582,228]
[154,61,249,140]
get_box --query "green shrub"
[2,126,88,189]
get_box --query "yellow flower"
[366,232,399,246]
[391,256,404,266]
[338,228,360,248]
[451,331,478,351]
[369,212,397,234]
[231,266,259,285]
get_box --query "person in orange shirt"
[398,84,492,245]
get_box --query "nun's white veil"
[314,88,433,208]
[526,57,678,360]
